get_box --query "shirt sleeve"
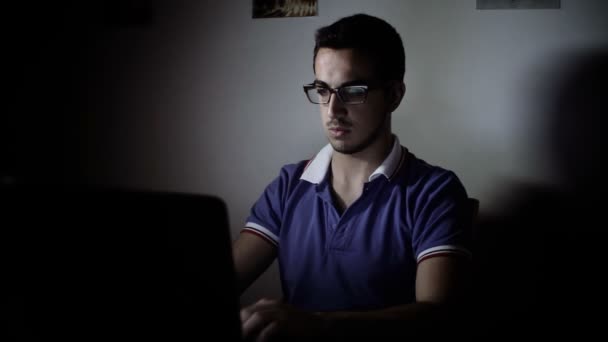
[243,166,295,247]
[411,170,473,263]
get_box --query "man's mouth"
[328,126,351,137]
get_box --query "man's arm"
[241,254,471,341]
[232,231,278,295]
[321,254,471,338]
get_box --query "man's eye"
[341,87,367,102]
[316,88,330,96]
[344,87,366,96]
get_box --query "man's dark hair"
[313,14,405,82]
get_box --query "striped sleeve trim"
[243,222,279,247]
[417,245,471,263]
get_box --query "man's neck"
[331,133,394,187]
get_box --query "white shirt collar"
[300,136,405,184]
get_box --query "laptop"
[3,185,242,341]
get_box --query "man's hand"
[240,298,327,341]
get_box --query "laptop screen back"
[3,186,242,341]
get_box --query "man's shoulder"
[402,150,460,183]
[394,149,468,199]
[275,159,313,181]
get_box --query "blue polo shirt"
[243,136,471,312]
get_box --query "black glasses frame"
[303,83,374,105]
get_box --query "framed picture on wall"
[253,0,318,19]
[477,0,560,9]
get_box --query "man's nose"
[327,92,347,119]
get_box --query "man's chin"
[329,141,358,155]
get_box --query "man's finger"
[240,306,253,323]
[256,321,280,342]
[256,297,280,306]
[242,309,276,339]
[241,298,280,323]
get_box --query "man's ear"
[387,81,406,112]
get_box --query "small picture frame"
[253,0,318,19]
[477,0,561,10]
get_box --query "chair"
[468,197,480,226]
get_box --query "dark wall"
[4,1,157,187]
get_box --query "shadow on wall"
[4,1,163,188]
[472,46,608,339]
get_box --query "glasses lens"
[339,86,367,104]
[306,87,330,104]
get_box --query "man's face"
[313,48,391,155]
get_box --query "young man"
[232,13,472,341]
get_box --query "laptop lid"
[3,185,242,341]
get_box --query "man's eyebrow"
[312,80,329,87]
[313,79,368,88]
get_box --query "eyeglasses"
[303,83,381,105]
